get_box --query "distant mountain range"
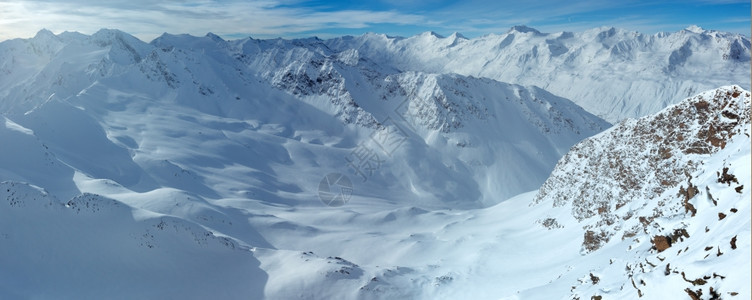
[323,25,750,123]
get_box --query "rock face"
[535,85,749,224]
[652,235,671,252]
[531,85,751,298]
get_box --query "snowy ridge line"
[0,180,251,251]
[0,27,610,204]
[2,25,748,123]
[323,25,750,123]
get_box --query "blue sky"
[0,0,749,41]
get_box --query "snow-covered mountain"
[325,25,750,123]
[0,27,749,299]
[0,84,747,299]
[0,28,608,207]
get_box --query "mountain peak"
[33,28,56,39]
[90,28,141,44]
[92,28,125,37]
[150,32,201,48]
[418,31,444,38]
[57,31,87,42]
[509,25,541,34]
[685,24,705,33]
[449,32,467,40]
[205,32,225,42]
[361,32,401,40]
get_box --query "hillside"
[0,28,609,206]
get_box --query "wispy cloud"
[0,0,425,41]
[0,0,748,41]
[426,0,749,36]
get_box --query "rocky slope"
[532,85,750,298]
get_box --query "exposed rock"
[652,235,671,252]
[589,273,600,284]
[583,230,609,252]
[534,85,750,252]
[718,167,739,185]
[678,183,699,216]
[685,288,702,300]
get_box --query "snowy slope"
[0,182,267,299]
[324,25,750,123]
[239,86,750,299]
[0,27,749,299]
[0,29,608,207]
[532,85,751,298]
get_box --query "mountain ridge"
[324,25,750,123]
[0,27,610,205]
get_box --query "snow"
[325,25,750,123]
[0,28,748,299]
[0,182,267,299]
[533,85,751,298]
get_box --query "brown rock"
[652,235,671,252]
[589,273,600,285]
[685,288,702,300]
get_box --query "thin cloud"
[0,0,425,41]
[0,0,748,41]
